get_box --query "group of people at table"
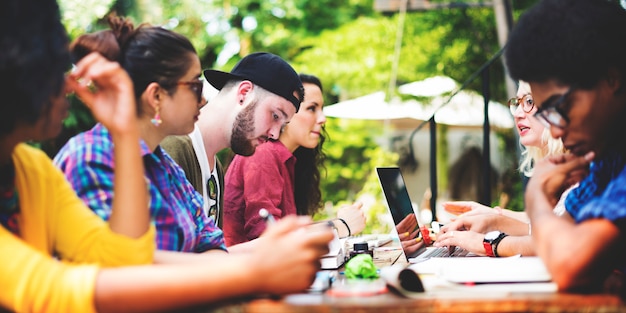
[1,0,626,311]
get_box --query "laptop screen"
[376,167,417,225]
[376,167,424,258]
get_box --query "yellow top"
[0,144,155,312]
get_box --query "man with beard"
[162,52,304,231]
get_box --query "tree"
[53,0,537,226]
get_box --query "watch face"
[484,230,501,241]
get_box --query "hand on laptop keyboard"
[423,246,471,258]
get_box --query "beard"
[230,100,258,156]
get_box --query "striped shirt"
[54,123,225,252]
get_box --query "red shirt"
[223,140,296,246]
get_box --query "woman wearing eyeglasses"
[433,81,576,257]
[53,15,227,253]
[1,2,337,310]
[223,74,366,245]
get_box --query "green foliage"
[321,118,385,203]
[59,0,116,38]
[313,118,398,234]
[493,129,526,212]
[55,0,536,228]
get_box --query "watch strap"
[492,233,508,257]
[483,232,508,257]
[483,239,495,257]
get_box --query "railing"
[405,47,506,220]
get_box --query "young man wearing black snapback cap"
[162,52,304,238]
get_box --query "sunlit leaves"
[60,0,115,37]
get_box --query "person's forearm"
[525,195,618,290]
[330,218,350,238]
[95,257,257,313]
[502,210,530,223]
[227,239,257,253]
[494,235,536,257]
[526,195,565,259]
[496,216,532,236]
[95,216,334,312]
[108,127,150,238]
[153,249,228,264]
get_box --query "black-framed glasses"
[176,80,204,103]
[533,87,574,129]
[207,174,219,220]
[508,94,534,115]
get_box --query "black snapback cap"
[203,52,304,111]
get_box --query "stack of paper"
[380,256,557,297]
[320,232,347,269]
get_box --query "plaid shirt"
[54,123,225,252]
[565,148,626,224]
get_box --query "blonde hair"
[519,128,565,177]
[516,81,566,177]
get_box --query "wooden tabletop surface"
[200,243,626,313]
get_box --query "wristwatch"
[483,230,508,257]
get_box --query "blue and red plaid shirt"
[54,123,225,252]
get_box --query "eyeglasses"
[207,174,219,220]
[176,80,204,103]
[508,94,534,115]
[533,87,574,129]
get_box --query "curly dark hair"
[506,0,626,92]
[0,0,71,135]
[293,74,328,216]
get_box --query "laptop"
[376,167,476,263]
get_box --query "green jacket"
[161,135,225,228]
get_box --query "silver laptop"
[376,167,476,263]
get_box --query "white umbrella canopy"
[323,91,427,121]
[418,90,514,129]
[324,76,513,129]
[398,75,458,97]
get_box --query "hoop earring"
[151,107,162,126]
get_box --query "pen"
[258,208,275,225]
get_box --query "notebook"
[376,167,476,263]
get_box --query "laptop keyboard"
[422,246,471,258]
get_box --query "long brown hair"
[293,74,327,216]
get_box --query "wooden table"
[202,246,626,313]
[209,292,623,313]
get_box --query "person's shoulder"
[54,124,112,165]
[59,124,112,153]
[160,135,196,166]
[14,144,61,179]
[235,142,280,164]
[157,146,189,172]
[161,134,193,150]
[257,140,289,156]
[14,143,48,163]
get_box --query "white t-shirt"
[188,126,220,218]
